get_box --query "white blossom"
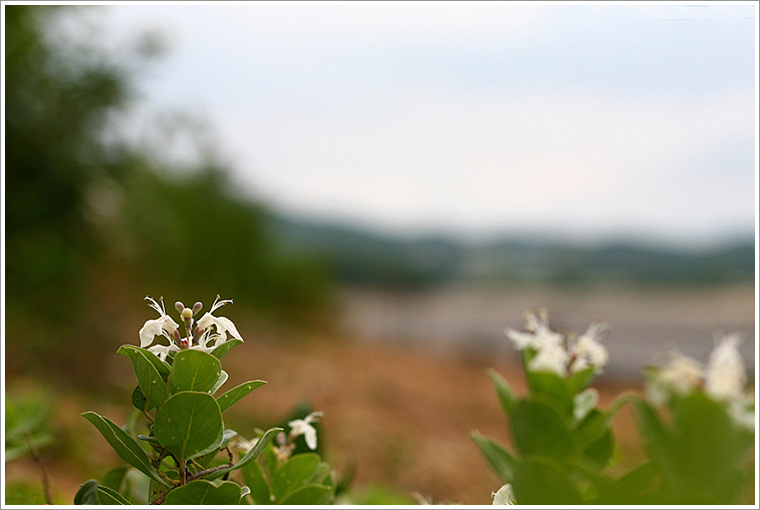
[727,393,755,431]
[138,295,242,359]
[505,309,564,351]
[288,411,324,450]
[528,340,569,376]
[645,350,704,406]
[492,483,516,505]
[569,321,609,374]
[704,333,746,402]
[138,297,179,348]
[147,343,179,362]
[196,295,243,348]
[573,388,599,421]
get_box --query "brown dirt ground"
[5,329,645,506]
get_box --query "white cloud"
[214,83,753,243]
[97,3,756,245]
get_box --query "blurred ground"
[4,283,753,505]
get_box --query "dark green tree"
[5,6,132,318]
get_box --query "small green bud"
[192,302,203,316]
[174,301,185,314]
[181,308,193,321]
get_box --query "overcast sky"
[94,2,757,247]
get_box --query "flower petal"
[492,483,516,505]
[139,318,164,348]
[705,333,746,402]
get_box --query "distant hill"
[267,213,756,289]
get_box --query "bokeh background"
[3,3,757,505]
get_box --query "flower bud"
[174,301,185,314]
[192,302,203,316]
[181,308,193,321]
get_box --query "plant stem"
[186,462,235,482]
[156,468,176,487]
[24,430,52,505]
[179,457,187,485]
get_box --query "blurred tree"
[5,6,131,320]
[4,6,332,389]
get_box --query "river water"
[339,283,756,383]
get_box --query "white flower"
[569,321,609,374]
[704,333,746,402]
[492,483,516,505]
[727,393,755,431]
[573,388,599,421]
[645,350,704,406]
[147,343,179,362]
[138,297,179,348]
[528,340,569,376]
[505,309,564,351]
[196,295,243,345]
[288,411,323,450]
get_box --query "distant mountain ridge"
[268,213,756,289]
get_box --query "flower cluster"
[138,295,243,361]
[645,333,754,429]
[504,309,609,376]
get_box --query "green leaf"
[117,346,169,409]
[574,407,615,469]
[117,345,171,378]
[525,371,574,415]
[511,398,574,460]
[192,429,238,462]
[567,366,597,395]
[149,479,165,505]
[216,380,267,412]
[164,480,242,505]
[668,393,748,501]
[272,453,322,501]
[131,385,148,412]
[74,480,99,505]
[169,350,222,394]
[471,431,517,482]
[100,467,129,492]
[574,409,609,450]
[210,370,228,395]
[96,485,132,505]
[610,460,659,503]
[206,427,282,480]
[487,369,517,416]
[280,484,333,505]
[153,391,224,461]
[512,458,583,505]
[241,458,274,505]
[582,425,614,470]
[305,460,333,486]
[211,338,243,359]
[631,397,675,478]
[81,412,169,487]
